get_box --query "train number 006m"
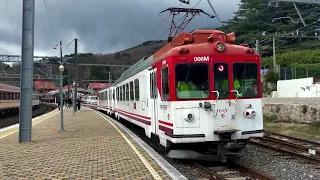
[193,56,210,62]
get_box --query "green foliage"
[219,0,320,58]
[264,70,279,84]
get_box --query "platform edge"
[93,109,188,180]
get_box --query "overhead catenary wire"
[156,0,203,40]
[42,0,58,44]
[142,2,183,42]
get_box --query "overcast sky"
[0,0,240,57]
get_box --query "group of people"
[57,98,81,111]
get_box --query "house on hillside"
[88,83,109,95]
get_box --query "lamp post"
[54,41,65,132]
[59,64,65,131]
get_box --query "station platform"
[0,107,186,179]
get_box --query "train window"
[134,79,139,101]
[120,86,122,101]
[129,81,134,101]
[116,88,119,101]
[214,63,229,99]
[175,63,209,99]
[233,63,259,98]
[122,85,125,101]
[161,66,169,100]
[125,84,129,101]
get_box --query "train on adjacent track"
[97,29,264,162]
[0,83,40,116]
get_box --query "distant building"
[34,80,58,99]
[88,83,109,95]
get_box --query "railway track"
[195,161,274,180]
[250,131,320,164]
[0,103,56,129]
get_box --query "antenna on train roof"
[159,7,215,41]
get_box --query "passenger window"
[233,63,259,98]
[125,84,129,101]
[134,79,139,101]
[130,81,134,101]
[161,66,169,100]
[175,63,209,99]
[214,63,229,99]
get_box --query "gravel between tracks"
[0,104,56,129]
[236,144,320,180]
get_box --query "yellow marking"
[0,111,59,139]
[94,110,162,180]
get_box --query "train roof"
[0,83,20,92]
[110,29,259,87]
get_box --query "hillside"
[0,40,167,88]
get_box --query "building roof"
[88,83,109,89]
[34,80,58,90]
[0,83,20,92]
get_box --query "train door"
[213,62,233,127]
[149,68,158,134]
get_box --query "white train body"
[98,30,264,161]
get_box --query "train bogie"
[98,29,264,162]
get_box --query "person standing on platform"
[77,98,81,112]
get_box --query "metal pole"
[73,38,78,114]
[273,36,276,72]
[255,40,259,54]
[206,0,222,24]
[67,65,70,102]
[59,41,64,131]
[292,2,306,27]
[19,0,35,142]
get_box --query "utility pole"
[255,40,259,54]
[67,64,70,102]
[19,0,35,142]
[73,38,78,114]
[273,36,276,72]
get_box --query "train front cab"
[159,54,263,161]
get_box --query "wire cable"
[156,0,202,40]
[42,0,58,43]
[142,2,183,42]
[63,39,75,50]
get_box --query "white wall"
[276,77,314,98]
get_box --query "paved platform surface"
[0,107,173,179]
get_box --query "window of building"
[129,81,134,101]
[134,79,139,101]
[161,66,169,100]
[232,63,259,98]
[175,63,209,99]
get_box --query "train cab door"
[213,62,233,128]
[149,68,159,135]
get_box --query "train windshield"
[175,63,209,99]
[233,63,259,98]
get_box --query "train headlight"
[215,42,226,52]
[243,109,256,118]
[183,112,194,122]
[204,101,212,111]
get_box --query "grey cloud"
[0,0,239,56]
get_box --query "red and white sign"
[218,65,224,72]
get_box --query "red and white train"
[0,83,40,116]
[97,29,263,161]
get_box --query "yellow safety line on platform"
[94,111,163,180]
[0,111,59,139]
